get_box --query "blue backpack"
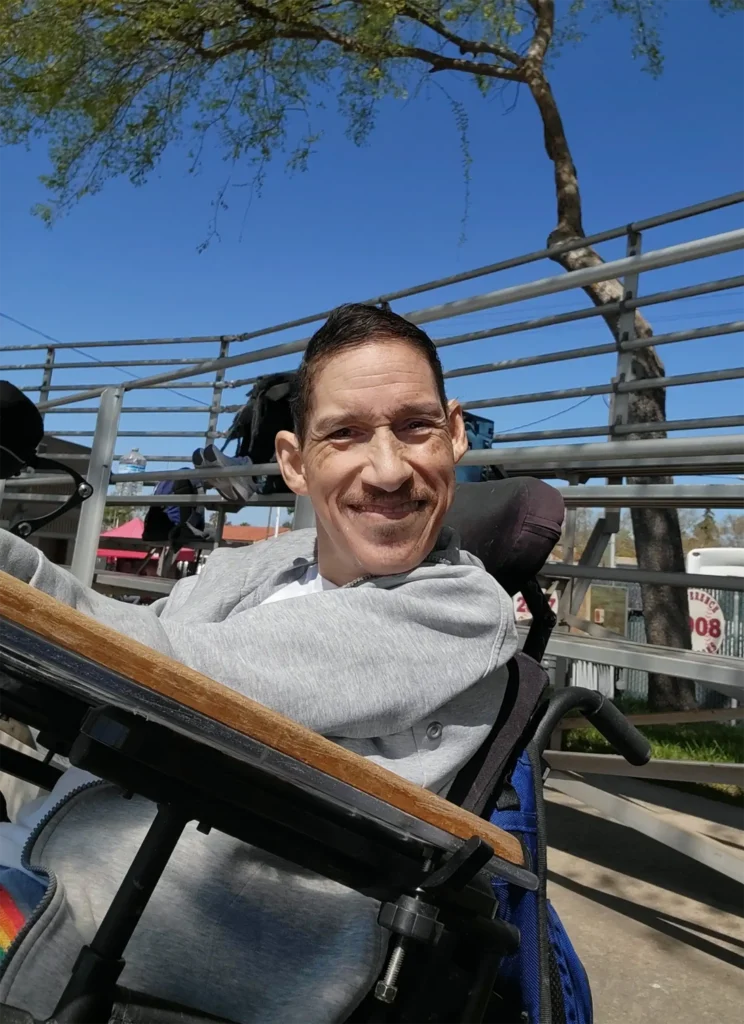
[488,745,593,1023]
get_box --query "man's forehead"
[308,342,443,425]
[313,338,438,393]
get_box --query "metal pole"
[206,338,230,444]
[292,496,316,530]
[38,346,56,418]
[70,388,123,586]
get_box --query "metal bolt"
[374,939,407,1004]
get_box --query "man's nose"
[361,431,413,492]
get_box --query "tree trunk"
[522,31,696,710]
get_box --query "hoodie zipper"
[0,778,106,982]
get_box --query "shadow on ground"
[545,797,744,968]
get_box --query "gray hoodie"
[0,526,517,1023]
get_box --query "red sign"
[514,591,559,622]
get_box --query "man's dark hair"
[291,303,447,441]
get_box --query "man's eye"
[404,420,432,431]
[328,427,355,440]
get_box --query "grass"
[562,704,744,806]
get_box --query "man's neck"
[315,526,361,587]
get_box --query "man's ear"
[275,431,309,496]
[447,400,469,464]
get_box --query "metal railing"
[1,192,743,877]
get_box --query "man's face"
[276,337,468,585]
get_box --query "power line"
[0,312,211,407]
[499,394,597,433]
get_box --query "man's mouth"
[346,499,428,520]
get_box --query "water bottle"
[116,448,147,498]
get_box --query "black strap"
[447,652,549,817]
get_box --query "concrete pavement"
[545,781,743,1023]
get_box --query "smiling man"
[0,304,517,1023]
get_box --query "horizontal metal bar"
[4,492,294,507]
[92,435,744,485]
[622,319,744,352]
[18,317,742,405]
[479,433,744,466]
[554,483,744,509]
[540,562,744,592]
[33,439,744,480]
[105,494,294,507]
[22,273,732,389]
[36,230,744,411]
[403,229,744,326]
[93,572,177,598]
[631,190,744,231]
[545,777,744,883]
[614,414,744,435]
[7,480,742,515]
[43,405,240,415]
[492,426,611,444]
[464,383,606,410]
[1,357,213,371]
[556,707,744,730]
[108,463,282,483]
[39,364,742,418]
[4,473,80,488]
[534,628,744,695]
[445,341,616,380]
[53,454,200,462]
[45,431,223,438]
[491,415,744,445]
[4,192,741,354]
[464,366,744,411]
[544,752,744,786]
[23,381,229,392]
[432,276,744,353]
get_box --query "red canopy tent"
[97,517,196,563]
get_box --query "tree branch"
[175,8,525,82]
[525,0,553,68]
[396,3,524,67]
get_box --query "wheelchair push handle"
[534,687,651,766]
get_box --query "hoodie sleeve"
[0,529,517,739]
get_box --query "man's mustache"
[343,487,433,508]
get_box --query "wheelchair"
[0,381,650,1024]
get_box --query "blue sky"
[1,1,742,524]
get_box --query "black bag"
[222,373,295,495]
[142,474,206,546]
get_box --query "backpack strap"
[447,652,549,817]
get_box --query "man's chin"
[347,528,436,578]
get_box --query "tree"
[719,513,744,548]
[101,506,126,530]
[2,0,741,708]
[614,511,635,559]
[691,508,721,549]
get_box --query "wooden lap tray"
[0,570,528,885]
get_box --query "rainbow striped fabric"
[0,869,46,962]
[0,886,25,959]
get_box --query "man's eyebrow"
[312,402,446,435]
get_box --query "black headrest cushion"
[0,380,45,479]
[445,478,565,595]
